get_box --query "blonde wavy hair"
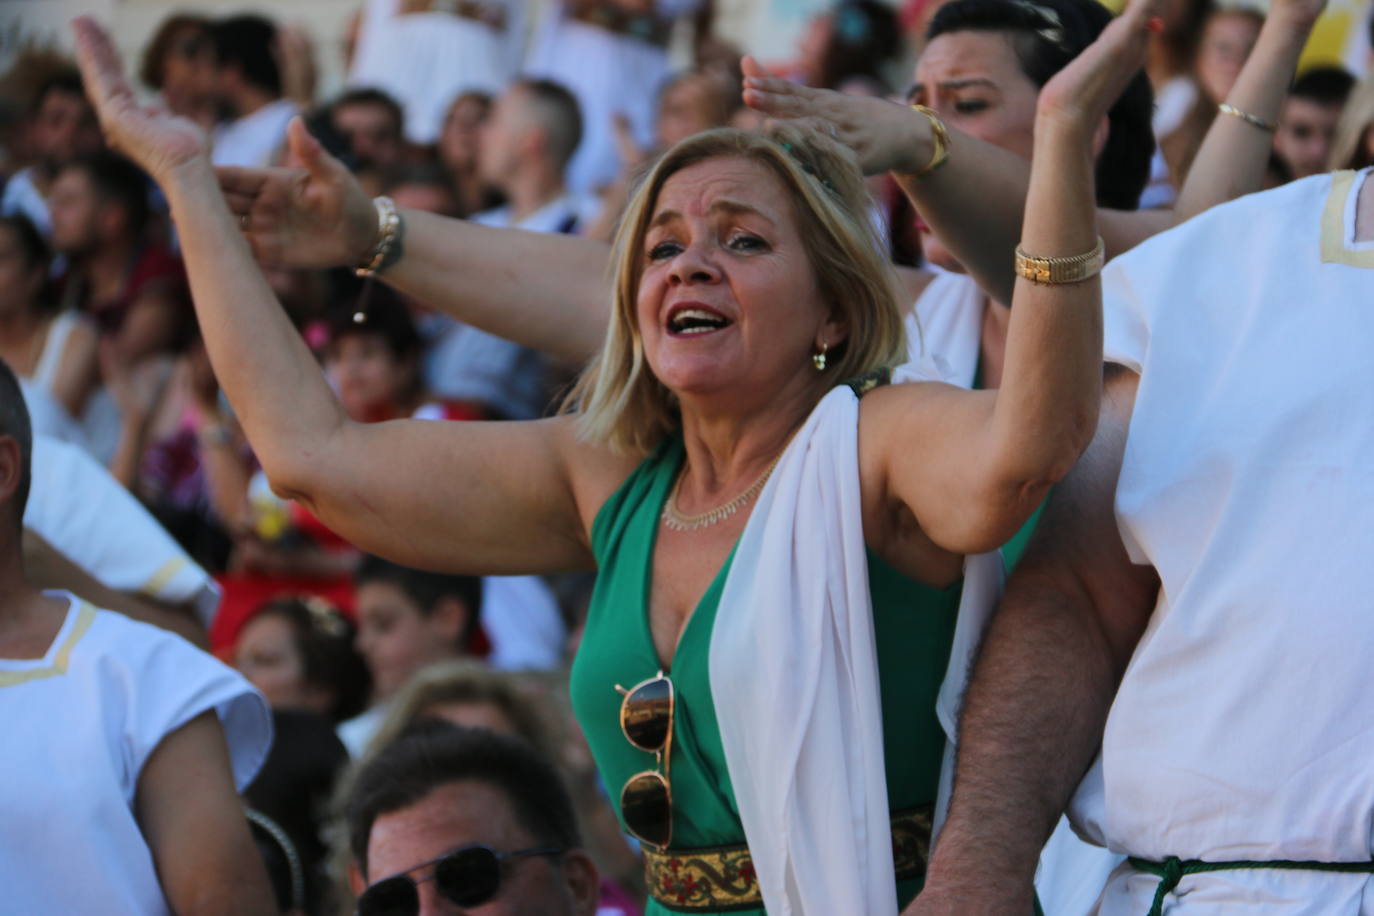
[566,125,908,454]
[1329,75,1374,172]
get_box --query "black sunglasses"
[356,844,564,916]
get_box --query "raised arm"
[863,0,1156,555]
[218,120,613,364]
[1170,0,1326,222]
[907,369,1158,915]
[72,18,623,576]
[743,0,1323,300]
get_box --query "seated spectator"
[345,721,600,916]
[436,90,500,218]
[105,325,249,572]
[654,69,738,151]
[139,14,219,131]
[1161,5,1265,188]
[383,162,460,218]
[348,0,520,146]
[363,659,554,760]
[325,285,450,421]
[329,88,407,192]
[775,0,903,90]
[210,15,296,168]
[49,152,185,364]
[0,360,277,913]
[234,595,371,723]
[0,213,98,418]
[1274,66,1355,180]
[1329,74,1374,171]
[340,555,484,755]
[1,69,103,237]
[331,661,641,916]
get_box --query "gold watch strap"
[1014,236,1105,285]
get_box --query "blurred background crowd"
[3,0,1374,913]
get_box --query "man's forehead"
[367,780,530,876]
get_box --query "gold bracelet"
[1217,103,1278,134]
[1014,236,1105,285]
[355,196,399,277]
[908,104,950,179]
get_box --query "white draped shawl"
[709,360,1003,915]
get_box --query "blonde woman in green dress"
[72,3,1155,910]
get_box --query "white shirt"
[349,1,523,144]
[1069,169,1374,913]
[1,167,51,236]
[25,435,222,626]
[212,99,297,168]
[480,575,566,671]
[523,2,699,194]
[0,593,270,915]
[422,196,589,419]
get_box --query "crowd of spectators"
[3,1,1374,914]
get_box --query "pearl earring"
[813,342,828,371]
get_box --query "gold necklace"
[661,451,784,532]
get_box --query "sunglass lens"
[622,677,672,751]
[621,771,672,849]
[435,846,502,908]
[357,876,419,916]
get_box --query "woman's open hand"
[740,56,930,176]
[72,17,210,184]
[217,118,379,268]
[1034,0,1161,137]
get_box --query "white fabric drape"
[709,359,1002,914]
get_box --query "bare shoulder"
[856,379,971,586]
[548,414,651,539]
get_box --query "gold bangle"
[1014,236,1105,285]
[908,104,950,179]
[355,196,399,277]
[1217,103,1278,134]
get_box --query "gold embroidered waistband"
[645,805,933,912]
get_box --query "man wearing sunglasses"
[346,720,601,916]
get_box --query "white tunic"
[1068,169,1374,913]
[26,435,222,626]
[905,271,983,386]
[0,593,270,915]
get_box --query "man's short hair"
[514,79,582,171]
[354,554,483,645]
[212,15,281,97]
[30,69,86,117]
[346,720,580,877]
[0,361,33,527]
[1290,66,1356,107]
[331,88,405,139]
[61,151,152,237]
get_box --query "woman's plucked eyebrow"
[907,77,1000,101]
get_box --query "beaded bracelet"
[355,196,403,277]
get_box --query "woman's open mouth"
[666,304,733,337]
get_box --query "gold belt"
[644,805,932,912]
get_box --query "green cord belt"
[1129,854,1374,915]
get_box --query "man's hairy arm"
[908,368,1159,914]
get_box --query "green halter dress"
[569,434,961,915]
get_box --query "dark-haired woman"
[0,215,99,419]
[235,596,371,723]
